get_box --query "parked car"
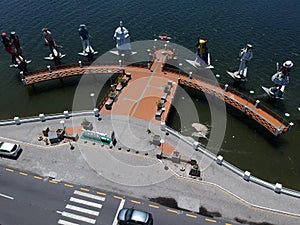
[117,208,153,225]
[0,141,21,158]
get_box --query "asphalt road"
[0,165,235,225]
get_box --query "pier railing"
[165,126,300,199]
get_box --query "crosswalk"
[58,190,106,225]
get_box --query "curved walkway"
[0,113,299,225]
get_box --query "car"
[117,208,153,225]
[0,141,21,158]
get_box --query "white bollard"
[255,100,260,108]
[243,171,251,181]
[63,110,69,118]
[39,113,46,122]
[193,141,199,150]
[94,108,99,117]
[78,61,82,68]
[160,121,166,131]
[14,117,21,125]
[119,59,122,67]
[216,155,223,165]
[274,183,282,193]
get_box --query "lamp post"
[279,112,290,131]
[178,63,182,77]
[60,120,65,131]
[160,139,165,157]
[121,53,125,64]
[244,90,255,114]
[90,93,95,107]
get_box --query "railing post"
[47,65,52,73]
[224,84,228,92]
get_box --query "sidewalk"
[0,114,300,225]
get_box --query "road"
[0,165,235,225]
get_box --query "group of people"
[1,21,131,67]
[195,36,293,99]
[234,43,293,99]
[1,31,27,65]
[1,23,293,99]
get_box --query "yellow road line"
[34,176,42,180]
[96,192,106,196]
[64,183,74,188]
[205,218,216,223]
[186,213,197,218]
[80,187,90,192]
[225,223,232,225]
[5,168,14,172]
[148,204,159,209]
[49,180,58,184]
[130,200,141,204]
[114,195,123,200]
[19,172,28,176]
[167,209,179,214]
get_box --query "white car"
[0,141,21,158]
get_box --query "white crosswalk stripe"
[58,219,79,225]
[70,197,103,209]
[62,212,96,224]
[74,190,106,201]
[66,204,100,216]
[58,190,105,224]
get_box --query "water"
[0,0,299,190]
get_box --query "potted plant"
[118,76,126,86]
[109,92,117,100]
[164,85,170,94]
[81,118,93,130]
[156,100,163,109]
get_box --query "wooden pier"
[21,48,291,136]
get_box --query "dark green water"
[0,0,299,190]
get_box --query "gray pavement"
[1,113,300,225]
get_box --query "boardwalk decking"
[20,48,291,136]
